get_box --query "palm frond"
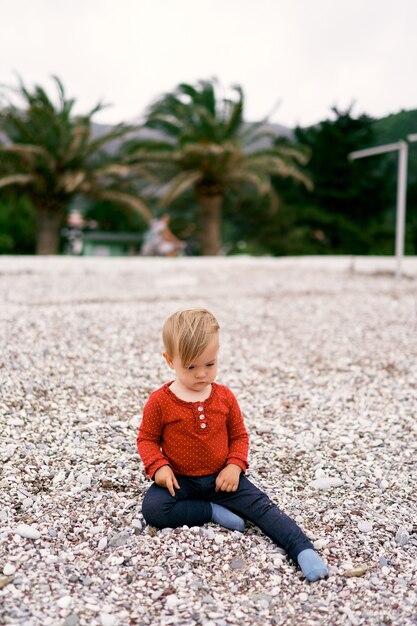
[92,164,133,180]
[0,143,55,169]
[181,142,228,158]
[52,75,68,113]
[92,190,152,221]
[177,83,200,103]
[196,80,217,117]
[244,150,312,187]
[238,119,276,149]
[0,173,36,189]
[145,115,183,138]
[239,98,283,145]
[123,138,176,157]
[275,163,313,190]
[271,141,311,164]
[0,108,38,145]
[248,154,312,189]
[226,170,271,195]
[59,171,86,193]
[160,170,201,206]
[84,123,134,155]
[125,148,180,175]
[223,86,244,139]
[68,123,90,155]
[85,100,110,119]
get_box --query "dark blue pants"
[141,473,313,562]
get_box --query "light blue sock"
[297,549,328,582]
[210,503,245,532]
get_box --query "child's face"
[164,334,219,392]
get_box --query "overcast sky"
[1,0,416,128]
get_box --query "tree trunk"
[197,193,223,255]
[36,208,64,255]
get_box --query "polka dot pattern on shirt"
[137,382,249,478]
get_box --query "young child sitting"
[137,308,328,582]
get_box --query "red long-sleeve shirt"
[137,382,249,479]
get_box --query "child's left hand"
[215,464,242,492]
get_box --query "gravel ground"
[1,255,416,626]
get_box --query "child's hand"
[154,465,180,497]
[215,464,242,492]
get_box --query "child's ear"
[163,352,175,369]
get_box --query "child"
[137,308,328,582]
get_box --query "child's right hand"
[154,465,180,497]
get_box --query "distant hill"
[372,109,417,185]
[372,108,417,144]
[92,109,417,154]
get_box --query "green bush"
[0,194,36,254]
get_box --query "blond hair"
[162,308,220,366]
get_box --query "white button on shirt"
[198,406,204,411]
[199,415,205,420]
[200,423,206,429]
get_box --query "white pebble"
[57,595,72,609]
[100,613,117,626]
[310,477,344,490]
[201,528,215,540]
[98,538,107,550]
[395,527,410,546]
[165,594,180,609]
[14,524,41,539]
[77,473,92,486]
[52,470,66,484]
[3,564,16,576]
[358,521,373,533]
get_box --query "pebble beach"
[1,255,416,626]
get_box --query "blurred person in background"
[141,214,185,257]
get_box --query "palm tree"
[0,77,151,254]
[124,79,312,255]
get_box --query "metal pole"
[395,141,408,279]
[349,140,411,279]
[350,142,401,159]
